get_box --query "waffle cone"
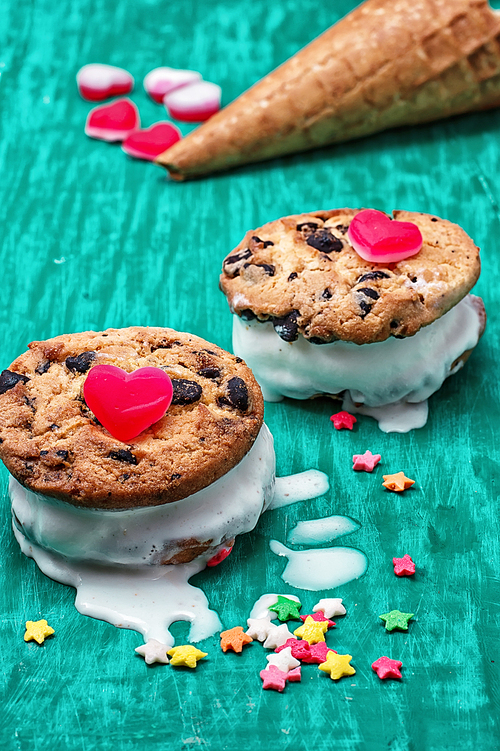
[156,0,500,179]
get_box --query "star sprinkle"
[275,638,312,661]
[167,645,208,668]
[293,616,328,644]
[319,652,356,681]
[302,641,336,665]
[246,615,274,642]
[379,610,414,632]
[352,450,381,472]
[260,665,288,692]
[287,666,302,682]
[382,472,415,492]
[330,411,357,430]
[266,647,301,673]
[263,623,294,649]
[269,595,302,622]
[135,639,170,665]
[299,612,335,629]
[393,554,416,577]
[220,627,253,653]
[372,656,403,680]
[313,598,346,618]
[24,619,54,645]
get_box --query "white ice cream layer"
[10,424,276,567]
[232,295,482,407]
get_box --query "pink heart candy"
[144,67,202,104]
[348,209,423,263]
[77,64,134,101]
[122,122,182,160]
[83,365,173,443]
[164,80,221,122]
[85,98,140,142]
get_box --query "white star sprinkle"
[313,598,346,619]
[246,615,275,642]
[135,639,170,665]
[266,647,300,673]
[263,623,294,649]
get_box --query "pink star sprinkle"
[372,656,403,680]
[287,666,302,682]
[275,638,312,661]
[260,664,288,692]
[299,612,335,629]
[352,450,381,472]
[393,554,416,577]
[301,641,336,665]
[330,411,357,430]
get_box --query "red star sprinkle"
[301,641,336,665]
[299,612,335,629]
[372,656,403,680]
[393,554,416,577]
[330,411,357,430]
[275,638,312,661]
[352,450,381,472]
[260,665,288,692]
[287,666,302,682]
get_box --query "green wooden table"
[1,1,500,748]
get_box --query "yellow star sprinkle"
[167,644,208,669]
[382,471,415,492]
[24,619,55,645]
[319,652,356,681]
[293,615,328,644]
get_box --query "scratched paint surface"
[1,0,500,749]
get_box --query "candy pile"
[77,63,221,161]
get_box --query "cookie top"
[0,327,264,509]
[220,209,481,345]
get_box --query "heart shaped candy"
[77,64,134,101]
[83,365,173,442]
[85,98,140,142]
[144,67,202,104]
[163,81,221,122]
[348,209,423,263]
[122,122,182,161]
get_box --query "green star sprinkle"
[269,596,302,622]
[379,610,414,632]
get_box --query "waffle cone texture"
[156,0,500,179]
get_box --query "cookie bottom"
[232,295,485,432]
[10,424,275,567]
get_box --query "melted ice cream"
[232,295,483,432]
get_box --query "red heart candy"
[77,64,134,102]
[348,209,423,263]
[122,122,182,161]
[83,365,173,443]
[85,98,140,142]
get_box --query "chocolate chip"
[411,276,418,283]
[308,337,329,345]
[170,473,181,481]
[219,377,249,411]
[321,288,332,299]
[118,473,130,482]
[390,320,399,329]
[56,450,69,461]
[50,423,59,431]
[296,222,320,234]
[272,310,299,342]
[431,217,438,222]
[35,361,51,375]
[40,450,49,457]
[65,351,96,373]
[336,224,349,234]
[288,272,298,282]
[197,366,221,380]
[251,236,274,248]
[306,229,343,253]
[109,449,138,465]
[0,370,29,395]
[235,357,243,363]
[243,262,275,276]
[358,287,379,300]
[171,379,202,405]
[240,309,257,321]
[359,300,373,318]
[357,271,390,283]
[223,248,252,277]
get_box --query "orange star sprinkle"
[382,472,415,492]
[220,626,253,653]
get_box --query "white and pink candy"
[144,67,202,103]
[163,80,221,122]
[77,64,134,101]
